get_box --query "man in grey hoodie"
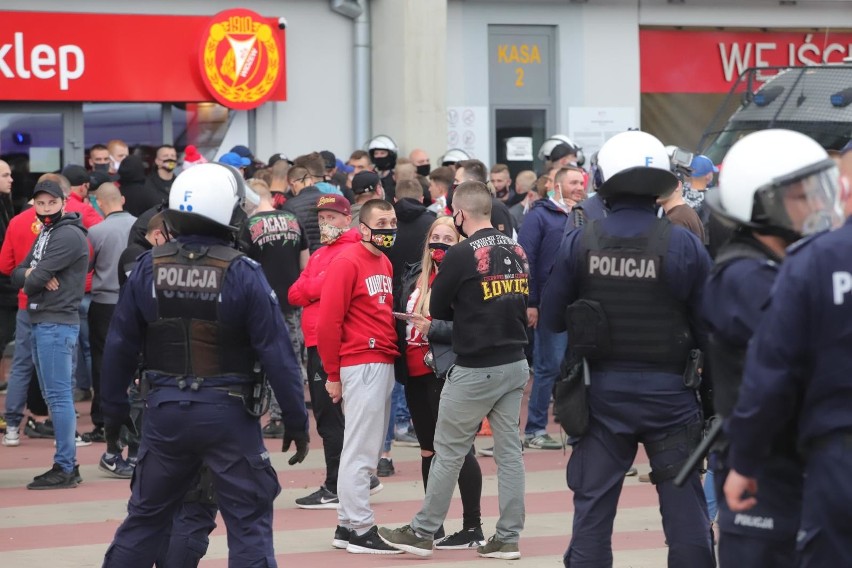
[11,179,89,489]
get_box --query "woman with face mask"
[394,216,486,550]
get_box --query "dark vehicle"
[698,63,852,163]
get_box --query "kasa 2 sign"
[640,29,852,93]
[0,9,285,109]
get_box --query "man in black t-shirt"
[240,183,309,437]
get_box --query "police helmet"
[165,163,248,237]
[592,130,678,199]
[366,135,398,170]
[707,129,843,239]
[538,134,585,166]
[440,148,471,167]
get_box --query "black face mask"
[453,210,468,238]
[372,154,396,171]
[37,210,63,227]
[416,163,431,177]
[495,188,508,199]
[93,163,110,173]
[362,224,398,251]
[428,242,451,264]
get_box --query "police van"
[698,63,852,163]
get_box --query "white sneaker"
[53,433,92,447]
[2,426,20,447]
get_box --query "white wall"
[5,0,357,162]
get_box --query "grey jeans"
[269,309,305,421]
[412,358,529,543]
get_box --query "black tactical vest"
[145,241,254,379]
[706,238,778,417]
[578,218,693,370]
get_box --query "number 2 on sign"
[515,67,524,87]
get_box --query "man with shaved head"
[86,182,138,477]
[409,149,431,178]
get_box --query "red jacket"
[288,228,361,347]
[0,209,41,309]
[316,241,399,382]
[66,192,104,229]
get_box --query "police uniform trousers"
[103,387,281,568]
[712,451,802,567]
[563,369,714,568]
[794,434,852,567]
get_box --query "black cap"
[320,150,336,169]
[230,145,253,160]
[268,153,293,167]
[88,170,112,191]
[61,164,89,186]
[549,143,577,163]
[351,171,381,195]
[32,180,64,200]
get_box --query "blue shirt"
[541,201,712,347]
[729,219,852,476]
[100,235,309,433]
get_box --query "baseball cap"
[230,145,254,160]
[336,158,354,174]
[549,143,577,163]
[219,152,251,168]
[268,153,294,167]
[351,171,381,195]
[316,194,351,216]
[320,150,336,170]
[32,180,64,200]
[690,155,719,177]
[61,164,89,186]
[89,170,112,191]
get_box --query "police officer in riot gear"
[718,135,847,566]
[100,163,310,567]
[541,130,715,567]
[367,134,398,201]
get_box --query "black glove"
[282,429,310,465]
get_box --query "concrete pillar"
[370,0,447,165]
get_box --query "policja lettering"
[588,252,658,280]
[155,265,220,291]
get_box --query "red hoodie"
[288,228,361,347]
[316,241,399,383]
[0,209,41,309]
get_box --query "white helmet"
[538,134,585,166]
[366,135,398,170]
[592,130,677,198]
[440,148,471,166]
[168,163,245,232]
[708,129,842,238]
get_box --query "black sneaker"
[262,420,284,439]
[377,457,395,477]
[347,525,404,555]
[332,525,351,549]
[27,463,78,490]
[435,525,486,550]
[296,485,339,509]
[369,474,384,495]
[73,465,82,485]
[81,426,106,443]
[24,417,54,439]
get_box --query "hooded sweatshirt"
[385,198,436,298]
[288,228,361,347]
[11,212,89,324]
[119,156,161,217]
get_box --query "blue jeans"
[3,309,34,429]
[73,293,92,390]
[704,468,717,521]
[31,322,79,473]
[525,326,567,437]
[383,381,411,452]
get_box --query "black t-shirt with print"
[241,209,308,313]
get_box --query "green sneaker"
[524,432,562,450]
[477,536,521,560]
[377,525,433,557]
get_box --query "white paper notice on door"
[505,137,533,161]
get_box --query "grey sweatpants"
[337,362,395,533]
[412,359,529,543]
[269,309,305,421]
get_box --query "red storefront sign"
[0,9,286,107]
[640,29,852,93]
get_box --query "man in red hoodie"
[317,198,401,555]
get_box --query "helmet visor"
[753,159,843,236]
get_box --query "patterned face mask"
[319,222,346,245]
[362,224,397,250]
